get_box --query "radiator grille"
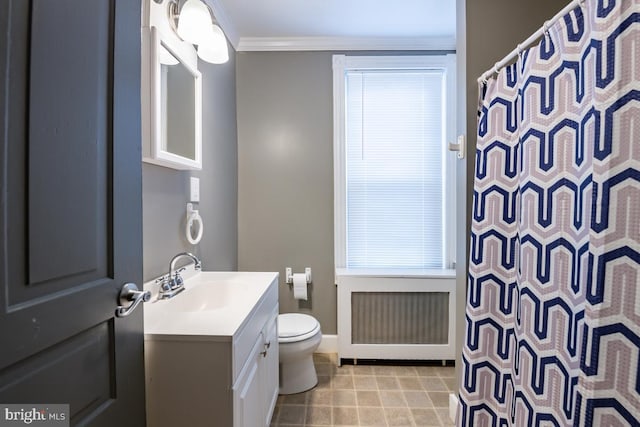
[351,292,449,344]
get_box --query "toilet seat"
[278,313,320,343]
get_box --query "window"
[333,55,456,270]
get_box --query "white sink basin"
[143,270,279,339]
[161,285,230,312]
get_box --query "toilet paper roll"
[293,273,308,301]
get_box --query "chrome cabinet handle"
[116,283,151,318]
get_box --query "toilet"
[278,313,322,395]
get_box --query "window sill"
[335,267,456,279]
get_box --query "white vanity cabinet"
[144,272,279,427]
[234,309,278,427]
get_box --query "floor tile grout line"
[372,368,389,427]
[277,355,455,427]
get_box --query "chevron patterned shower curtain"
[458,1,639,426]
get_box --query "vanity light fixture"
[197,24,229,64]
[168,0,229,64]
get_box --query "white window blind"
[344,69,447,269]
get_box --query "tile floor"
[270,354,456,427]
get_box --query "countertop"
[143,270,279,341]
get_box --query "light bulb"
[176,0,211,45]
[197,24,229,64]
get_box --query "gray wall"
[143,46,238,281]
[236,52,336,332]
[236,51,451,335]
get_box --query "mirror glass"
[143,27,202,170]
[160,43,196,161]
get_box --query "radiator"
[336,269,456,362]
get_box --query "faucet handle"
[155,275,174,293]
[155,275,170,287]
[170,274,184,290]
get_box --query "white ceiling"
[210,0,457,51]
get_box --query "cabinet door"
[234,335,263,427]
[262,315,279,426]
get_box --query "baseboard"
[449,393,458,423]
[316,334,338,354]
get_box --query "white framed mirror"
[143,26,202,170]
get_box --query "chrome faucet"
[157,252,202,299]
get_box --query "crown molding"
[236,36,456,52]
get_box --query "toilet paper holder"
[285,267,312,284]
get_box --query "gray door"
[0,1,145,426]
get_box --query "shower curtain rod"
[477,0,585,84]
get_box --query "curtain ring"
[543,20,551,36]
[578,0,586,8]
[493,62,500,75]
[517,43,524,59]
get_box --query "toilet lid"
[278,313,320,343]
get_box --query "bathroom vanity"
[143,271,279,427]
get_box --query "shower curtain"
[458,1,639,426]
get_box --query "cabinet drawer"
[232,276,278,382]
